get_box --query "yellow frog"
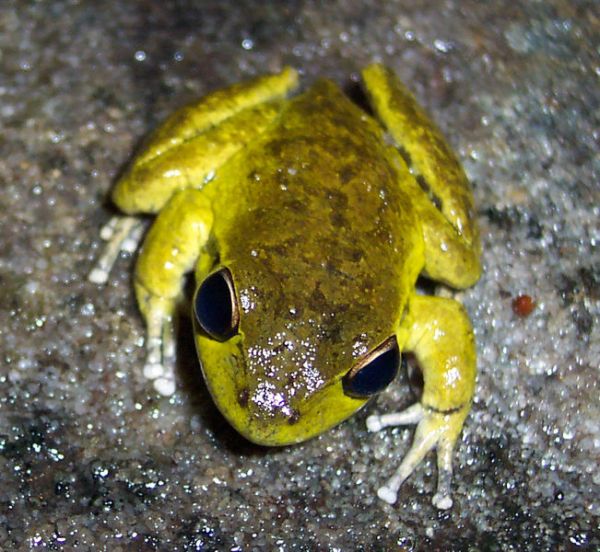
[89,64,481,509]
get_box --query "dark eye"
[343,336,400,398]
[194,267,240,341]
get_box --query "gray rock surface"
[0,1,597,549]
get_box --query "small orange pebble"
[512,294,536,317]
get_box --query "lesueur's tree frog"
[90,64,481,509]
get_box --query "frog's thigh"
[134,188,213,395]
[362,64,481,286]
[134,67,298,167]
[113,101,283,215]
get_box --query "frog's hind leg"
[112,68,298,215]
[362,63,481,288]
[367,295,476,509]
[88,215,145,284]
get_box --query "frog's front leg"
[367,295,476,509]
[133,188,213,396]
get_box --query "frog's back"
[207,79,425,378]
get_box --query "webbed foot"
[88,215,144,284]
[367,401,469,510]
[89,215,178,396]
[142,313,177,397]
[134,284,179,397]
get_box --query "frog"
[89,64,481,510]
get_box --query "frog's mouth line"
[224,365,370,447]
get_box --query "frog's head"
[192,257,403,446]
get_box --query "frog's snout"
[237,380,298,421]
[227,395,296,446]
[228,373,315,446]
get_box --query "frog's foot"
[88,215,145,284]
[139,293,178,397]
[367,402,468,510]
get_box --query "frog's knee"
[110,172,163,214]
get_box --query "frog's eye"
[343,336,400,398]
[194,267,240,341]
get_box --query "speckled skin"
[199,79,424,444]
[96,64,481,507]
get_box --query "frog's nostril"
[287,409,300,425]
[237,388,249,408]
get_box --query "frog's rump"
[208,78,426,346]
